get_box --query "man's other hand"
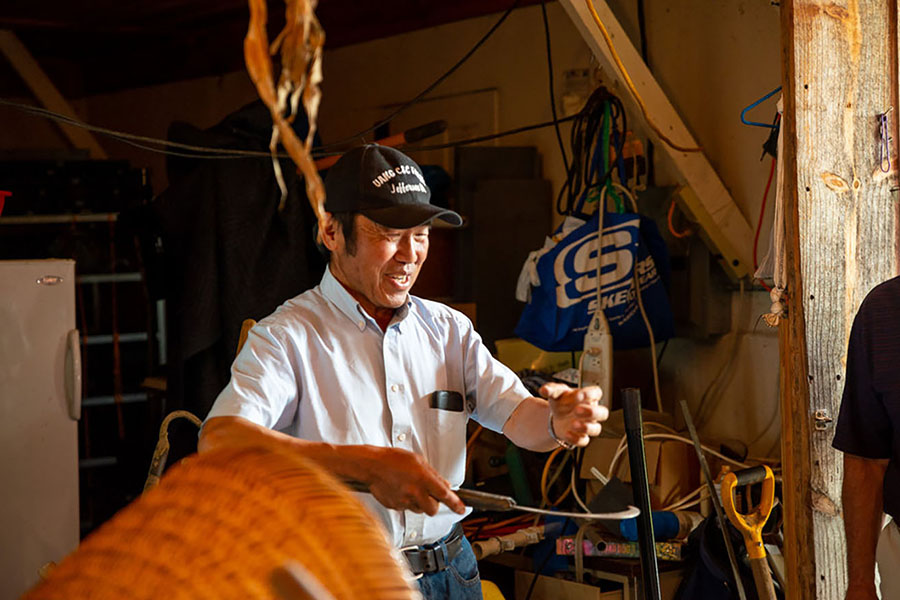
[540,382,608,448]
[356,446,466,516]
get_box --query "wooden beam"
[778,1,816,590]
[557,0,753,280]
[0,29,107,159]
[780,1,898,599]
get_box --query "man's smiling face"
[328,214,430,319]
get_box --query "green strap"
[601,101,623,213]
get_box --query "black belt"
[402,523,465,575]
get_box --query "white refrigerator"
[0,260,81,599]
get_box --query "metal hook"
[879,107,893,173]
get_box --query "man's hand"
[354,446,466,516]
[540,382,608,448]
[201,417,465,516]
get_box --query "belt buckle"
[399,545,425,580]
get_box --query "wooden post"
[780,1,898,598]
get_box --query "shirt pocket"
[427,403,468,486]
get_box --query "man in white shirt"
[201,144,608,599]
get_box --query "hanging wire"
[0,99,273,159]
[0,97,578,161]
[555,87,627,216]
[584,0,702,153]
[539,0,570,175]
[315,0,523,152]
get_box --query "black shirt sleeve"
[832,296,893,459]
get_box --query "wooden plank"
[557,0,753,280]
[780,1,898,599]
[0,29,107,159]
[777,3,817,587]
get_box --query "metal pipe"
[471,526,544,560]
[622,388,661,600]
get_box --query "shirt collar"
[320,265,412,332]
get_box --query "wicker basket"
[24,446,421,600]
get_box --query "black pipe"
[622,388,661,600]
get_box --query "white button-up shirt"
[207,266,530,546]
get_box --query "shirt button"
[357,321,365,328]
[397,433,406,442]
[391,384,398,392]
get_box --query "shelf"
[0,212,118,225]
[83,332,148,345]
[77,272,142,284]
[78,456,118,469]
[82,393,148,407]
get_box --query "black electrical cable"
[555,87,627,216]
[1,96,577,162]
[637,0,649,63]
[2,0,525,159]
[470,521,487,542]
[0,98,269,159]
[403,113,576,153]
[522,549,555,600]
[539,0,569,176]
[315,0,523,152]
[554,172,571,215]
[636,0,656,186]
[656,339,669,366]
[523,518,572,600]
[567,91,614,212]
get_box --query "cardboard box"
[514,570,683,600]
[495,337,580,374]
[580,417,699,509]
[514,572,619,600]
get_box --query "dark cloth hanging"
[135,101,325,422]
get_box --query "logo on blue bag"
[515,210,673,352]
[553,218,660,311]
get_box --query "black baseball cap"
[324,144,463,229]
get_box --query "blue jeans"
[416,536,483,600]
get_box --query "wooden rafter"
[0,29,107,158]
[557,0,753,280]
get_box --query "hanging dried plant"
[245,0,326,231]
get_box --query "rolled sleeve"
[458,315,530,432]
[205,323,299,429]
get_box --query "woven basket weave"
[24,446,421,600]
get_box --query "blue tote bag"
[515,207,674,352]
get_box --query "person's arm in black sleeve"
[833,309,892,600]
[843,453,887,600]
